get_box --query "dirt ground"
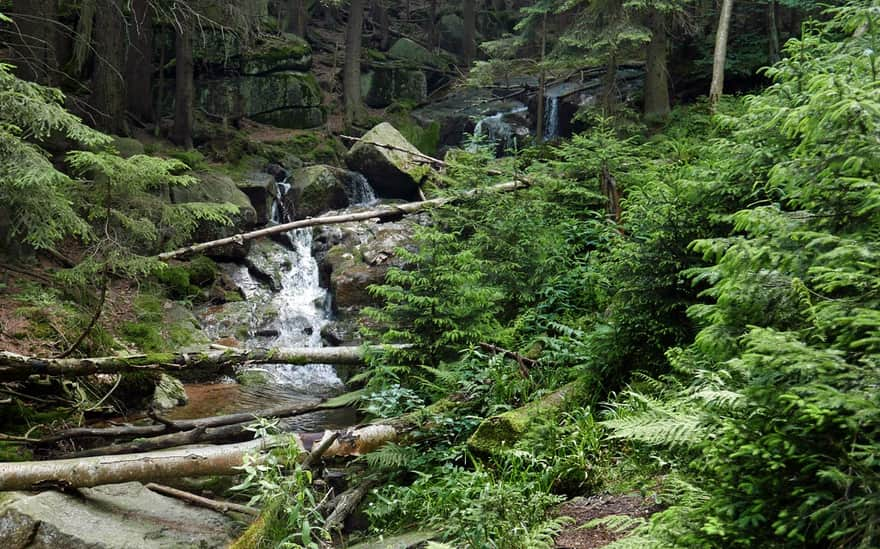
[554,493,660,549]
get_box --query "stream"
[171,172,378,431]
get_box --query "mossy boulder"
[197,72,323,129]
[151,374,188,410]
[244,239,291,292]
[438,14,465,55]
[388,38,442,68]
[284,165,353,220]
[345,122,425,200]
[111,136,145,158]
[237,172,278,225]
[361,68,427,108]
[171,171,258,259]
[467,383,575,456]
[241,33,312,75]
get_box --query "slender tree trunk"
[768,0,780,64]
[9,0,59,84]
[463,0,477,65]
[428,0,439,49]
[644,8,670,120]
[172,18,194,149]
[535,13,547,144]
[91,0,127,134]
[709,0,734,108]
[125,0,153,123]
[601,53,618,114]
[343,0,366,128]
[286,0,307,37]
[371,0,391,50]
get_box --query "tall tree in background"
[343,0,366,127]
[91,0,127,134]
[286,0,308,36]
[171,15,194,148]
[125,0,154,123]
[6,0,59,85]
[427,0,439,48]
[709,0,734,106]
[463,0,477,65]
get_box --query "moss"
[225,291,244,303]
[168,149,207,170]
[122,321,165,352]
[0,442,32,462]
[230,516,265,549]
[187,256,219,287]
[237,369,272,387]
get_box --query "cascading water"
[193,171,379,429]
[470,105,529,153]
[544,95,560,141]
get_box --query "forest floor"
[554,493,660,548]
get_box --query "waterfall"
[469,105,529,153]
[343,171,377,206]
[544,95,560,141]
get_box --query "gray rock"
[388,38,443,68]
[345,123,424,200]
[241,34,312,75]
[0,482,237,548]
[151,374,188,410]
[237,171,278,226]
[285,165,352,220]
[361,68,427,108]
[244,239,292,291]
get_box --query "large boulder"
[0,482,237,548]
[171,171,258,259]
[284,165,351,220]
[345,123,424,200]
[361,68,427,108]
[244,239,291,291]
[196,72,323,129]
[388,38,441,68]
[241,34,312,75]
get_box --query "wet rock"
[361,68,427,108]
[170,171,258,260]
[0,482,237,548]
[345,123,424,200]
[285,165,352,220]
[151,374,188,410]
[237,172,278,226]
[321,319,363,346]
[244,239,292,291]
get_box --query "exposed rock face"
[0,482,237,548]
[151,374,188,410]
[361,68,427,108]
[244,239,291,292]
[237,172,278,226]
[197,72,323,130]
[171,171,258,259]
[388,38,442,68]
[345,123,424,200]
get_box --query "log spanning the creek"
[156,180,529,261]
[0,345,394,381]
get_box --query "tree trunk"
[8,0,59,85]
[371,0,391,50]
[601,53,618,114]
[171,17,194,148]
[463,0,477,65]
[768,0,780,64]
[536,12,547,144]
[343,0,366,128]
[709,0,735,108]
[644,8,670,120]
[125,0,153,123]
[0,346,384,381]
[428,0,439,49]
[91,0,127,134]
[286,0,307,37]
[156,180,529,261]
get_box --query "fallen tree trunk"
[145,482,260,516]
[5,400,456,491]
[37,397,352,445]
[0,345,388,381]
[156,180,529,261]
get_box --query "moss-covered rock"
[388,38,443,68]
[151,374,188,410]
[284,165,352,220]
[467,383,575,456]
[241,33,312,75]
[111,137,145,158]
[244,239,290,291]
[344,122,425,200]
[361,68,427,108]
[237,172,278,226]
[438,14,466,55]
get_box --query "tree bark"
[0,346,384,382]
[145,483,260,516]
[427,0,439,49]
[709,0,734,108]
[371,0,391,50]
[343,0,366,128]
[286,0,308,37]
[463,0,477,65]
[156,180,529,261]
[125,0,154,123]
[8,0,59,85]
[536,12,547,144]
[91,0,127,134]
[644,8,670,120]
[172,17,194,148]
[768,0,780,64]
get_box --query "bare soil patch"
[554,493,660,549]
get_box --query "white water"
[470,105,529,153]
[544,95,560,141]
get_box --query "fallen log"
[5,399,456,491]
[0,345,387,382]
[156,180,529,261]
[145,482,260,516]
[325,479,378,533]
[37,398,348,445]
